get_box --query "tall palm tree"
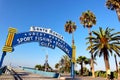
[87,27,120,79]
[106,0,120,21]
[79,10,96,77]
[64,20,77,45]
[77,56,89,76]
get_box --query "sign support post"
[0,52,6,67]
[0,28,17,67]
[71,44,76,78]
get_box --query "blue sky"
[0,0,120,71]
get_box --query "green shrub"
[95,71,106,78]
[113,71,117,79]
[75,70,79,75]
[95,71,118,79]
[95,71,99,77]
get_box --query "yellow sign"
[72,45,76,63]
[2,27,17,52]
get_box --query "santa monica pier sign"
[0,27,76,78]
[4,26,72,58]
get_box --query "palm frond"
[93,50,99,58]
[89,46,98,54]
[99,27,104,37]
[110,32,120,37]
[99,49,104,57]
[92,31,100,38]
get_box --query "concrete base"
[60,77,80,80]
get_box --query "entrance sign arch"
[0,27,76,78]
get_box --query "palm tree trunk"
[116,8,120,21]
[91,54,95,77]
[88,28,95,78]
[119,62,120,79]
[72,31,74,45]
[81,63,83,76]
[103,49,110,79]
[114,54,119,79]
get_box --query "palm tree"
[64,20,77,78]
[60,55,71,73]
[55,63,60,73]
[84,58,97,71]
[106,0,120,21]
[55,63,60,70]
[87,27,120,79]
[79,10,96,77]
[77,56,89,76]
[64,20,77,45]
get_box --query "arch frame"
[0,27,76,78]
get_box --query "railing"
[0,66,7,75]
[23,67,60,78]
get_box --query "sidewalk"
[60,76,118,80]
[0,74,14,80]
[60,76,106,80]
